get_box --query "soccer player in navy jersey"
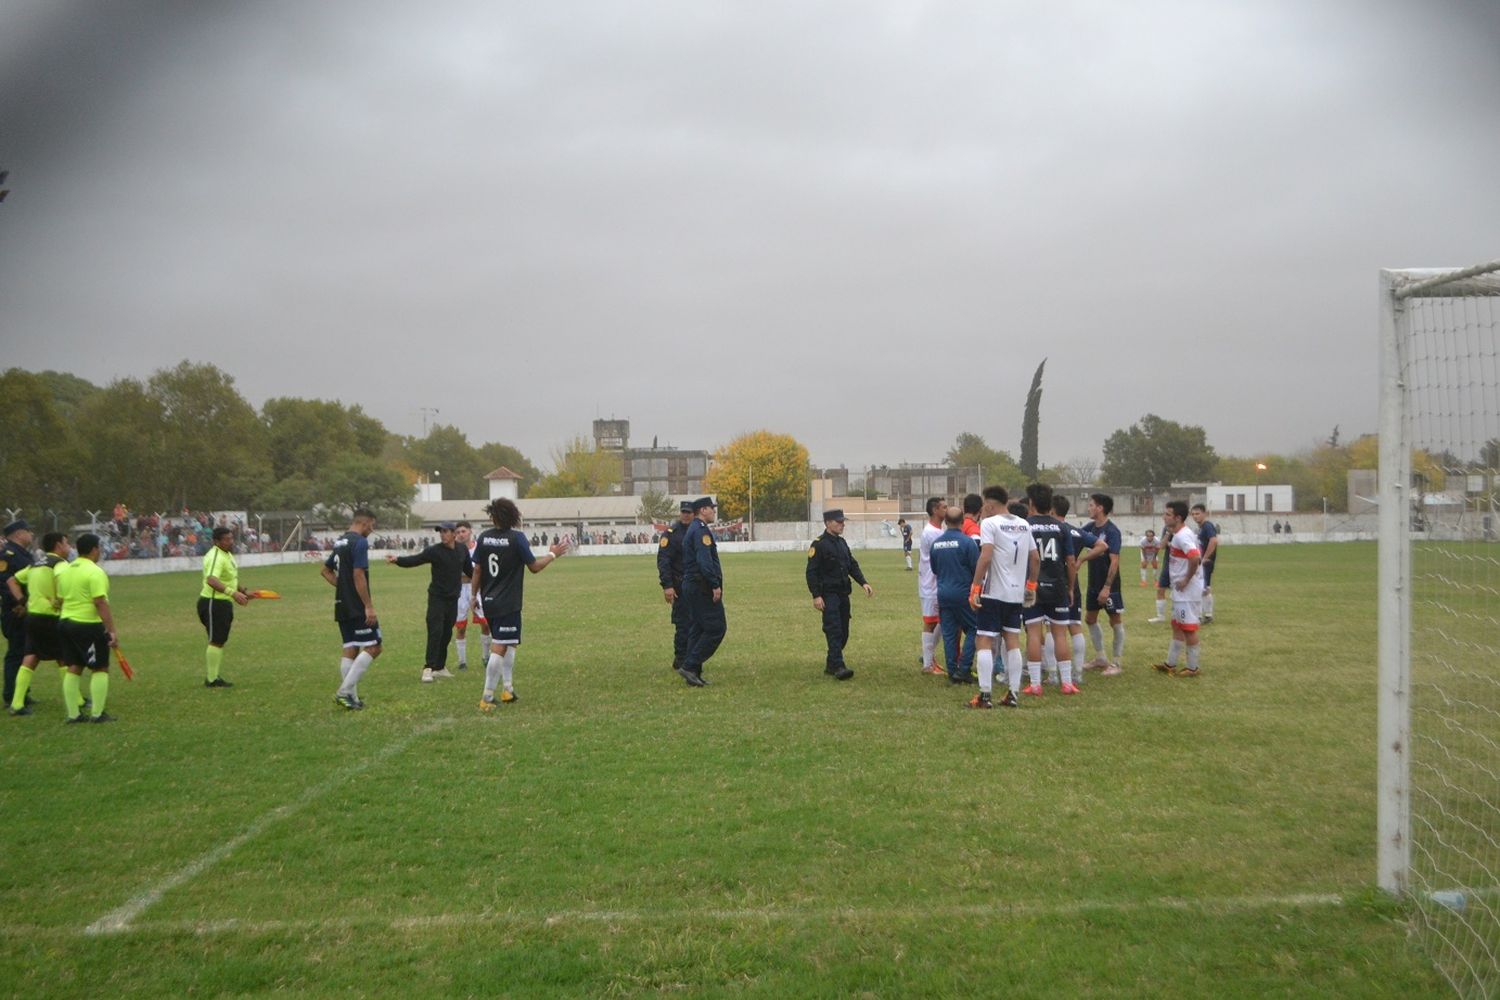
[1022,484,1077,696]
[470,497,568,710]
[1079,494,1125,675]
[1191,504,1220,623]
[322,509,380,710]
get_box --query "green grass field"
[0,543,1451,997]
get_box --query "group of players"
[1,485,1218,721]
[908,486,1217,708]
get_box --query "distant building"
[484,466,522,502]
[1207,483,1294,514]
[592,416,710,496]
[868,464,983,515]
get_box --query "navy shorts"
[1023,601,1072,627]
[1158,564,1170,589]
[1086,586,1124,614]
[338,620,383,648]
[977,598,1023,635]
[485,609,523,646]
[1202,560,1215,587]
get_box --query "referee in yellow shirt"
[200,526,258,688]
[56,533,119,723]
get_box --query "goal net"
[1379,260,1500,997]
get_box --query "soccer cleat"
[500,689,517,703]
[1022,684,1044,697]
[1060,682,1081,695]
[1174,667,1200,678]
[334,693,360,711]
[831,667,854,680]
[10,705,33,716]
[352,696,366,710]
[457,660,468,671]
[1202,616,1214,624]
[997,690,1019,708]
[1146,616,1166,624]
[923,663,946,676]
[479,693,497,713]
[204,677,233,688]
[1042,669,1058,686]
[1153,662,1175,674]
[1085,657,1111,670]
[969,692,993,709]
[91,713,117,723]
[432,668,456,680]
[65,714,89,725]
[421,668,435,683]
[677,666,706,687]
[1099,663,1123,677]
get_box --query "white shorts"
[920,594,939,623]
[1172,599,1202,630]
[455,585,487,625]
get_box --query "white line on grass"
[63,890,1345,939]
[83,717,455,937]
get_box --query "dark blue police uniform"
[656,503,694,669]
[679,499,725,685]
[0,521,35,705]
[805,511,868,679]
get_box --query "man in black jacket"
[388,522,473,683]
[806,509,873,680]
[656,500,695,673]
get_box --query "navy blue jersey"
[1197,520,1219,563]
[0,539,34,611]
[1085,519,1121,591]
[325,531,371,622]
[657,520,690,590]
[929,528,979,605]
[682,518,722,590]
[474,528,535,616]
[1027,514,1072,604]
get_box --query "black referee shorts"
[197,596,234,646]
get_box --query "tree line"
[0,363,540,521]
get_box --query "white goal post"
[1378,259,1500,996]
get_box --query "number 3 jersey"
[473,527,537,616]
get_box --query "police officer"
[678,496,724,687]
[1,519,36,708]
[806,509,873,680]
[656,500,695,673]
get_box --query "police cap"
[679,501,695,513]
[822,509,845,522]
[692,496,716,511]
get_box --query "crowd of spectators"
[100,506,278,560]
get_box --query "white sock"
[500,647,515,690]
[1071,633,1086,672]
[1187,645,1201,671]
[1059,659,1073,686]
[456,637,467,662]
[1027,660,1042,686]
[339,651,373,696]
[484,652,502,697]
[1005,647,1023,695]
[921,631,936,668]
[1204,593,1215,616]
[1155,598,1166,617]
[481,634,493,660]
[1166,638,1183,667]
[339,656,354,681]
[1042,632,1056,670]
[976,648,994,693]
[905,554,913,569]
[1089,623,1105,658]
[1140,567,1148,583]
[1112,623,1126,661]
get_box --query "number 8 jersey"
[473,527,537,616]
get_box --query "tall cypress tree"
[1020,359,1046,480]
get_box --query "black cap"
[692,496,716,511]
[2,519,29,536]
[822,509,845,522]
[679,501,695,513]
[435,521,457,532]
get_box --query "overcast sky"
[2,1,1497,475]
